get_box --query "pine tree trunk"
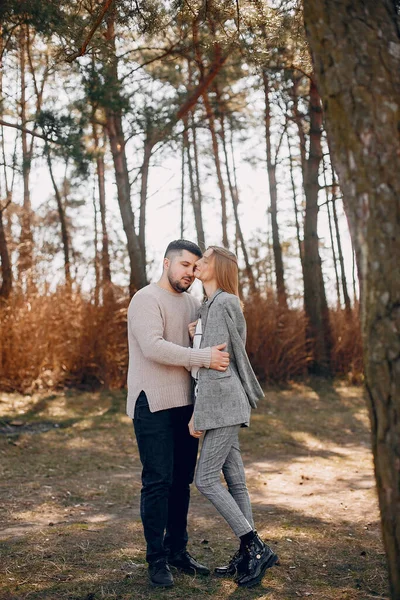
[287,131,304,270]
[302,79,332,374]
[202,91,229,248]
[263,71,287,307]
[331,170,351,313]
[18,26,33,275]
[91,117,112,294]
[104,12,146,296]
[219,112,256,294]
[45,145,71,286]
[304,2,400,596]
[139,137,153,269]
[180,133,185,238]
[0,202,12,300]
[190,112,205,250]
[322,157,341,308]
[182,115,205,249]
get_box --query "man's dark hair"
[164,239,202,259]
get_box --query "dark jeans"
[133,392,199,564]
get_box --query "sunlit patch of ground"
[0,380,389,599]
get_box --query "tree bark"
[104,12,146,295]
[18,25,33,275]
[219,111,256,294]
[202,91,229,248]
[263,71,287,307]
[302,79,332,374]
[331,169,351,313]
[92,118,112,297]
[45,145,71,286]
[190,112,206,250]
[139,136,153,269]
[0,201,12,300]
[304,1,400,596]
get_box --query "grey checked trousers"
[195,425,254,538]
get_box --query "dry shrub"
[330,305,363,382]
[244,294,310,382]
[0,289,363,393]
[0,290,128,393]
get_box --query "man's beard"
[168,273,193,293]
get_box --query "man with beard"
[127,239,230,588]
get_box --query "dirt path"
[0,380,389,600]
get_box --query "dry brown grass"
[0,290,363,393]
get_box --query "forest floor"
[0,379,389,600]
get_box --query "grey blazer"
[193,290,265,431]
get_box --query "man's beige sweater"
[126,283,212,417]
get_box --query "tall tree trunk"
[302,79,332,374]
[331,169,351,313]
[182,115,205,249]
[190,112,205,249]
[219,111,256,294]
[287,130,304,270]
[322,156,341,308]
[263,71,287,307]
[0,200,12,300]
[92,186,100,307]
[139,136,153,269]
[202,91,229,248]
[92,118,112,297]
[45,145,71,286]
[180,132,185,238]
[304,2,400,596]
[104,12,146,295]
[18,25,33,275]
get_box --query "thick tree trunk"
[263,71,287,307]
[302,79,332,374]
[304,1,400,596]
[104,13,146,295]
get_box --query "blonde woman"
[188,246,278,588]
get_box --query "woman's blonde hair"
[208,246,239,297]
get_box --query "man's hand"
[188,320,197,341]
[210,343,230,371]
[188,413,203,438]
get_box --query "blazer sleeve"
[223,297,264,408]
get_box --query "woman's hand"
[188,414,203,438]
[188,320,198,341]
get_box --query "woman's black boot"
[236,533,278,587]
[214,546,247,577]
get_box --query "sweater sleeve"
[129,293,211,369]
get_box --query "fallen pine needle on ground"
[0,378,389,600]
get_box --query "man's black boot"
[236,534,278,588]
[214,546,247,577]
[168,550,210,575]
[148,559,174,588]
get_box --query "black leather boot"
[214,546,247,577]
[236,534,278,588]
[148,558,174,587]
[168,550,210,575]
